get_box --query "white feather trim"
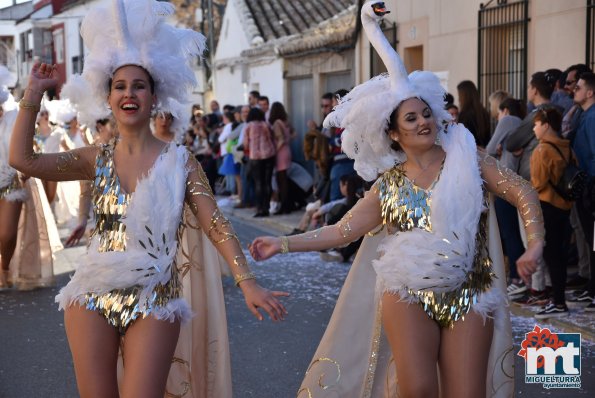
[56,143,190,312]
[151,298,193,324]
[473,288,507,322]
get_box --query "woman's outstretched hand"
[249,236,282,261]
[516,241,543,285]
[28,63,60,94]
[239,279,289,321]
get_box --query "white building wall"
[358,0,588,102]
[248,59,283,104]
[52,0,108,79]
[213,62,245,105]
[214,0,250,60]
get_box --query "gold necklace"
[405,153,445,184]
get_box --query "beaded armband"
[234,272,256,287]
[280,236,289,254]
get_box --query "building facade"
[357,0,593,105]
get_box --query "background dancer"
[10,0,287,396]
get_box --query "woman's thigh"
[439,312,493,398]
[0,199,22,242]
[64,305,120,398]
[382,294,440,398]
[120,316,180,398]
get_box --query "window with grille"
[478,0,529,105]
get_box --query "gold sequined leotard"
[377,165,494,327]
[83,143,182,334]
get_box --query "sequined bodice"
[91,143,131,252]
[378,166,437,233]
[377,166,494,327]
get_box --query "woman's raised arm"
[9,63,96,181]
[249,183,383,261]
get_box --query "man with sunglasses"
[562,64,592,141]
[571,72,595,312]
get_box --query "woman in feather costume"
[250,2,544,397]
[9,0,286,396]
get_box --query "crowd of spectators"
[447,64,595,318]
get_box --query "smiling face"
[388,98,437,152]
[108,65,156,127]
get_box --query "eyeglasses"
[565,79,576,86]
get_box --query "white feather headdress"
[61,0,206,138]
[43,97,78,125]
[324,1,451,181]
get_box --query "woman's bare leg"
[439,312,493,398]
[43,180,57,203]
[382,294,440,398]
[0,199,23,271]
[120,317,180,398]
[64,306,120,398]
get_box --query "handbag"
[543,142,588,201]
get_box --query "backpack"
[543,142,588,201]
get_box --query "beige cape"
[298,200,514,398]
[10,177,62,290]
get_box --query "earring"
[107,105,111,110]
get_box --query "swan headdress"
[61,0,206,139]
[324,1,451,181]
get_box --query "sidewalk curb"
[510,303,595,342]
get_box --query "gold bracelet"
[526,232,545,244]
[25,87,44,97]
[280,236,289,254]
[234,272,256,287]
[19,100,41,113]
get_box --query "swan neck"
[361,13,408,89]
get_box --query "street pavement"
[0,201,593,397]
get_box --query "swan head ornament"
[324,1,451,181]
[368,2,390,18]
[60,0,206,141]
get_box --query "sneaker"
[535,303,569,319]
[507,282,527,298]
[320,250,343,262]
[568,290,594,304]
[513,289,548,306]
[585,299,595,312]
